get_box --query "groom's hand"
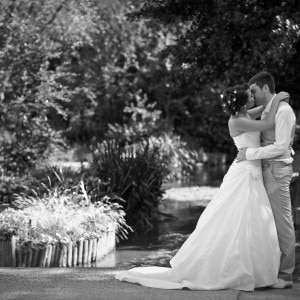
[236,147,248,163]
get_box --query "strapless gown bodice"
[232,131,261,149]
[230,132,262,178]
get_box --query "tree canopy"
[128,0,300,108]
[1,0,299,176]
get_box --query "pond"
[94,165,226,269]
[95,164,300,281]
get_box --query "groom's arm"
[246,106,295,161]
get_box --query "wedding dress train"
[115,132,280,291]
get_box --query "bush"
[0,184,132,245]
[145,133,199,181]
[0,165,84,204]
[0,165,132,242]
[105,94,199,181]
[0,171,30,204]
[90,140,169,231]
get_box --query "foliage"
[46,0,176,145]
[106,94,163,145]
[145,133,199,181]
[0,169,36,204]
[0,183,132,244]
[1,0,299,173]
[0,0,184,153]
[91,139,169,231]
[128,0,300,100]
[126,0,300,151]
[0,165,83,203]
[0,164,132,242]
[0,207,29,238]
[0,0,101,174]
[27,165,85,196]
[0,0,235,166]
[105,88,200,179]
[164,85,235,154]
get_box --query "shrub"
[145,133,199,181]
[0,208,29,238]
[90,140,169,231]
[0,165,84,204]
[0,171,30,204]
[0,185,132,245]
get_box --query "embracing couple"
[115,71,296,291]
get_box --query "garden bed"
[0,171,132,268]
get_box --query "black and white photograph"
[0,1,300,299]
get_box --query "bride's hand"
[275,91,290,103]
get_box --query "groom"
[236,71,296,288]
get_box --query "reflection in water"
[97,165,228,268]
[163,164,228,189]
[97,194,214,269]
[95,198,207,268]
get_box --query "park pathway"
[0,268,299,300]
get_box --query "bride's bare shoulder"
[228,116,240,127]
[228,115,252,126]
[229,114,253,136]
[228,117,243,137]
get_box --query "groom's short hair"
[248,71,275,94]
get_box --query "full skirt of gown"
[115,153,280,291]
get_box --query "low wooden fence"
[0,231,115,267]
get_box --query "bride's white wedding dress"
[115,131,280,291]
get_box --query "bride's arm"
[247,105,265,119]
[229,92,289,132]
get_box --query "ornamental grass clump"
[80,200,131,242]
[0,188,130,267]
[18,194,85,244]
[91,140,169,231]
[0,184,131,248]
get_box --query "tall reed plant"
[90,140,169,231]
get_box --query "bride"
[115,84,289,291]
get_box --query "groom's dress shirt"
[246,95,296,163]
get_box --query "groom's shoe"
[270,279,293,289]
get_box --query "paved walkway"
[0,268,299,300]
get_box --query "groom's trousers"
[262,160,295,282]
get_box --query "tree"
[120,0,300,154]
[59,0,179,144]
[0,0,100,173]
[127,0,300,107]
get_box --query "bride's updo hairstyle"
[221,83,249,116]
